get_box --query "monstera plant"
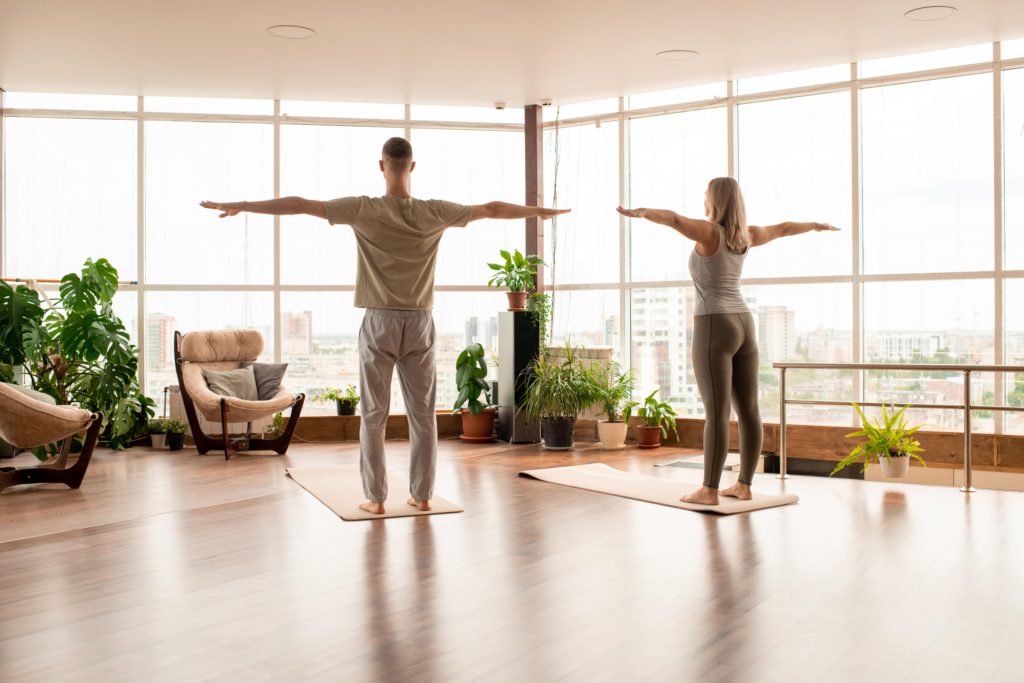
[0,258,154,456]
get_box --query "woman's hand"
[200,200,241,218]
[616,206,647,219]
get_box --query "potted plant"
[148,418,169,449]
[0,258,155,457]
[591,362,638,450]
[521,346,598,450]
[635,390,679,449]
[487,249,546,311]
[166,419,188,451]
[831,403,926,478]
[452,342,496,442]
[314,384,360,415]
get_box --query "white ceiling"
[1,0,1022,108]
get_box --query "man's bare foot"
[681,486,720,506]
[720,482,753,500]
[359,501,385,515]
[407,498,431,511]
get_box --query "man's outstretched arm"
[468,202,570,222]
[200,197,327,219]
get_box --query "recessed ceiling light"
[656,49,700,61]
[903,5,958,21]
[266,25,317,39]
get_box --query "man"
[201,136,567,514]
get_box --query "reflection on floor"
[1,440,1022,682]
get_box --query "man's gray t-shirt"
[324,195,472,310]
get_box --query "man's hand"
[616,206,647,219]
[814,223,841,231]
[538,207,571,220]
[200,200,241,218]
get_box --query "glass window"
[544,122,619,285]
[737,64,850,95]
[544,98,619,122]
[743,284,854,426]
[279,292,363,416]
[861,75,993,274]
[1005,68,1024,270]
[627,82,726,110]
[1003,38,1024,60]
[628,108,728,282]
[4,92,137,111]
[433,290,507,412]
[280,100,405,120]
[1006,279,1024,435]
[145,121,274,284]
[863,279,995,432]
[549,288,620,355]
[144,291,275,400]
[630,287,701,416]
[410,104,522,125]
[737,92,851,277]
[143,96,273,115]
[860,43,992,78]
[412,128,525,286]
[4,117,138,280]
[279,125,403,285]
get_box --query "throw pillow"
[203,366,259,401]
[240,362,289,401]
[4,382,58,405]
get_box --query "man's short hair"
[382,137,413,166]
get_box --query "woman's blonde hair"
[706,177,749,253]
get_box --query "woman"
[618,178,838,505]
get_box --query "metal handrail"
[772,362,1024,493]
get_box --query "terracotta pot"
[459,407,497,442]
[506,291,528,311]
[637,425,662,449]
[878,452,910,478]
[597,421,628,450]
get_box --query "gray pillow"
[240,362,288,401]
[203,366,259,401]
[4,382,57,405]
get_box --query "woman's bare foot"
[720,482,753,500]
[359,501,385,515]
[407,498,431,511]
[681,486,720,506]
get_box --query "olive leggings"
[691,313,763,489]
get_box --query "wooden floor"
[2,439,1023,683]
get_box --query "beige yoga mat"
[519,463,798,515]
[287,464,463,521]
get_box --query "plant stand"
[497,311,541,443]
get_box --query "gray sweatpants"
[358,308,437,502]
[691,312,762,489]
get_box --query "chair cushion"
[4,382,58,405]
[178,330,264,363]
[241,362,289,401]
[203,366,259,401]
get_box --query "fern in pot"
[591,362,637,450]
[831,403,925,478]
[521,346,597,450]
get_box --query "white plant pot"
[150,433,167,449]
[598,420,628,450]
[878,453,910,478]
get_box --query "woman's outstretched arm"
[616,206,717,244]
[748,221,839,247]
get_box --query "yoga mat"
[287,464,463,521]
[519,463,798,515]
[655,453,742,469]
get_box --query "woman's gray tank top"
[688,225,750,315]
